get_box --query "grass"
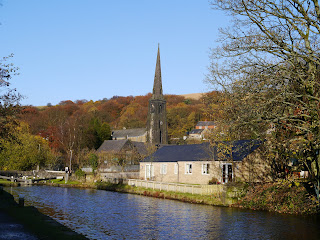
[0,189,87,240]
[49,179,82,185]
[95,182,226,206]
[0,179,11,184]
[0,179,20,186]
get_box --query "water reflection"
[4,186,320,240]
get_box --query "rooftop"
[196,121,215,127]
[142,140,261,162]
[112,128,146,139]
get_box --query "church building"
[107,46,168,145]
[147,46,168,145]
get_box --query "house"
[111,128,147,142]
[187,129,205,140]
[196,121,216,130]
[185,121,216,141]
[97,139,147,172]
[140,140,269,184]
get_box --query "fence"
[128,179,226,196]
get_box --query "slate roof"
[196,121,215,127]
[189,129,204,134]
[221,140,261,161]
[132,141,148,156]
[112,128,146,139]
[143,143,209,162]
[97,139,148,157]
[96,139,129,153]
[142,140,261,162]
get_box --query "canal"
[4,186,320,240]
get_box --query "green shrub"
[75,169,85,178]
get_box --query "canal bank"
[95,181,320,215]
[2,178,319,215]
[4,185,320,240]
[42,178,320,215]
[0,185,87,240]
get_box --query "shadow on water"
[4,185,320,240]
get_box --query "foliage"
[0,122,57,170]
[89,153,98,173]
[18,93,207,169]
[236,181,319,215]
[75,168,86,178]
[208,0,320,199]
[167,103,201,138]
[0,54,21,147]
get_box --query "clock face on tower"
[160,121,163,125]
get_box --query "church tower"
[147,45,168,145]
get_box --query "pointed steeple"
[147,44,168,145]
[152,44,164,100]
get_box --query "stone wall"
[99,172,139,184]
[128,179,247,205]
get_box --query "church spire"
[152,44,164,100]
[147,45,168,145]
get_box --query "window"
[174,163,178,174]
[160,164,167,175]
[202,163,210,175]
[185,163,192,174]
[145,164,154,180]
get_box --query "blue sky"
[0,0,229,106]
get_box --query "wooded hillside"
[8,92,216,170]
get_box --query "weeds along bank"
[234,181,319,215]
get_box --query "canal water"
[4,186,320,240]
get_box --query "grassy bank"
[0,186,88,240]
[95,181,320,215]
[0,179,21,187]
[233,181,320,215]
[95,182,228,206]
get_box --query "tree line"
[1,79,213,171]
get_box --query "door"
[222,163,233,183]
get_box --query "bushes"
[75,169,85,179]
[235,181,319,215]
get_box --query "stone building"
[147,46,168,145]
[140,140,270,184]
[111,128,147,142]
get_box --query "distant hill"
[179,93,204,100]
[32,93,205,108]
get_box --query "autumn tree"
[88,118,112,149]
[0,54,21,145]
[118,102,148,129]
[167,103,200,139]
[0,122,57,170]
[208,0,320,199]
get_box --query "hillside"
[179,93,204,100]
